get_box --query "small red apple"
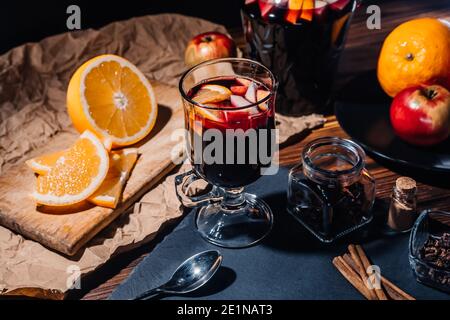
[390,84,450,146]
[184,32,237,67]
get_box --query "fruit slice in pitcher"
[326,0,350,11]
[286,0,303,24]
[259,0,275,18]
[314,0,329,19]
[300,0,314,21]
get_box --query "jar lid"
[396,177,417,193]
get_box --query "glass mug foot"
[175,170,273,248]
[195,193,273,248]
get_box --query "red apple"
[184,32,237,67]
[390,84,450,146]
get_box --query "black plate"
[335,71,450,174]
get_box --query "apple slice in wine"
[230,95,252,108]
[245,82,258,103]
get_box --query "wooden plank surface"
[0,81,184,256]
[79,0,450,299]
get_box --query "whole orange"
[377,18,450,97]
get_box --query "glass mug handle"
[175,170,223,208]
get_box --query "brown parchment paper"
[0,14,325,298]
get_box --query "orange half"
[67,55,158,147]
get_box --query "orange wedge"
[300,0,314,21]
[286,0,303,24]
[32,131,109,206]
[191,84,230,122]
[27,147,138,209]
[67,54,158,147]
[89,148,139,209]
[192,84,231,105]
[26,150,66,175]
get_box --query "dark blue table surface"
[109,168,449,300]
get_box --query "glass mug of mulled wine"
[176,58,278,248]
[242,0,360,115]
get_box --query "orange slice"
[32,131,109,206]
[191,85,230,122]
[89,148,139,209]
[67,54,158,147]
[300,0,314,21]
[25,141,112,176]
[27,148,138,209]
[26,150,66,175]
[286,0,303,24]
[257,90,270,111]
[192,84,231,105]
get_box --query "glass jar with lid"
[288,137,376,242]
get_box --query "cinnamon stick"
[348,245,378,300]
[343,253,415,300]
[355,245,388,300]
[332,256,374,300]
[378,273,415,301]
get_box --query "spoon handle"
[134,287,162,300]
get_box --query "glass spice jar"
[386,177,418,233]
[288,137,376,243]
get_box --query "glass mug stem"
[221,187,245,210]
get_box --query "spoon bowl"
[135,250,222,299]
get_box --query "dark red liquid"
[242,0,358,115]
[186,76,275,188]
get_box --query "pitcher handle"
[175,170,223,208]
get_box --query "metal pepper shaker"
[386,177,418,233]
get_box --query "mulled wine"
[242,0,359,115]
[186,76,276,188]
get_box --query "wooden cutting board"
[0,81,185,256]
